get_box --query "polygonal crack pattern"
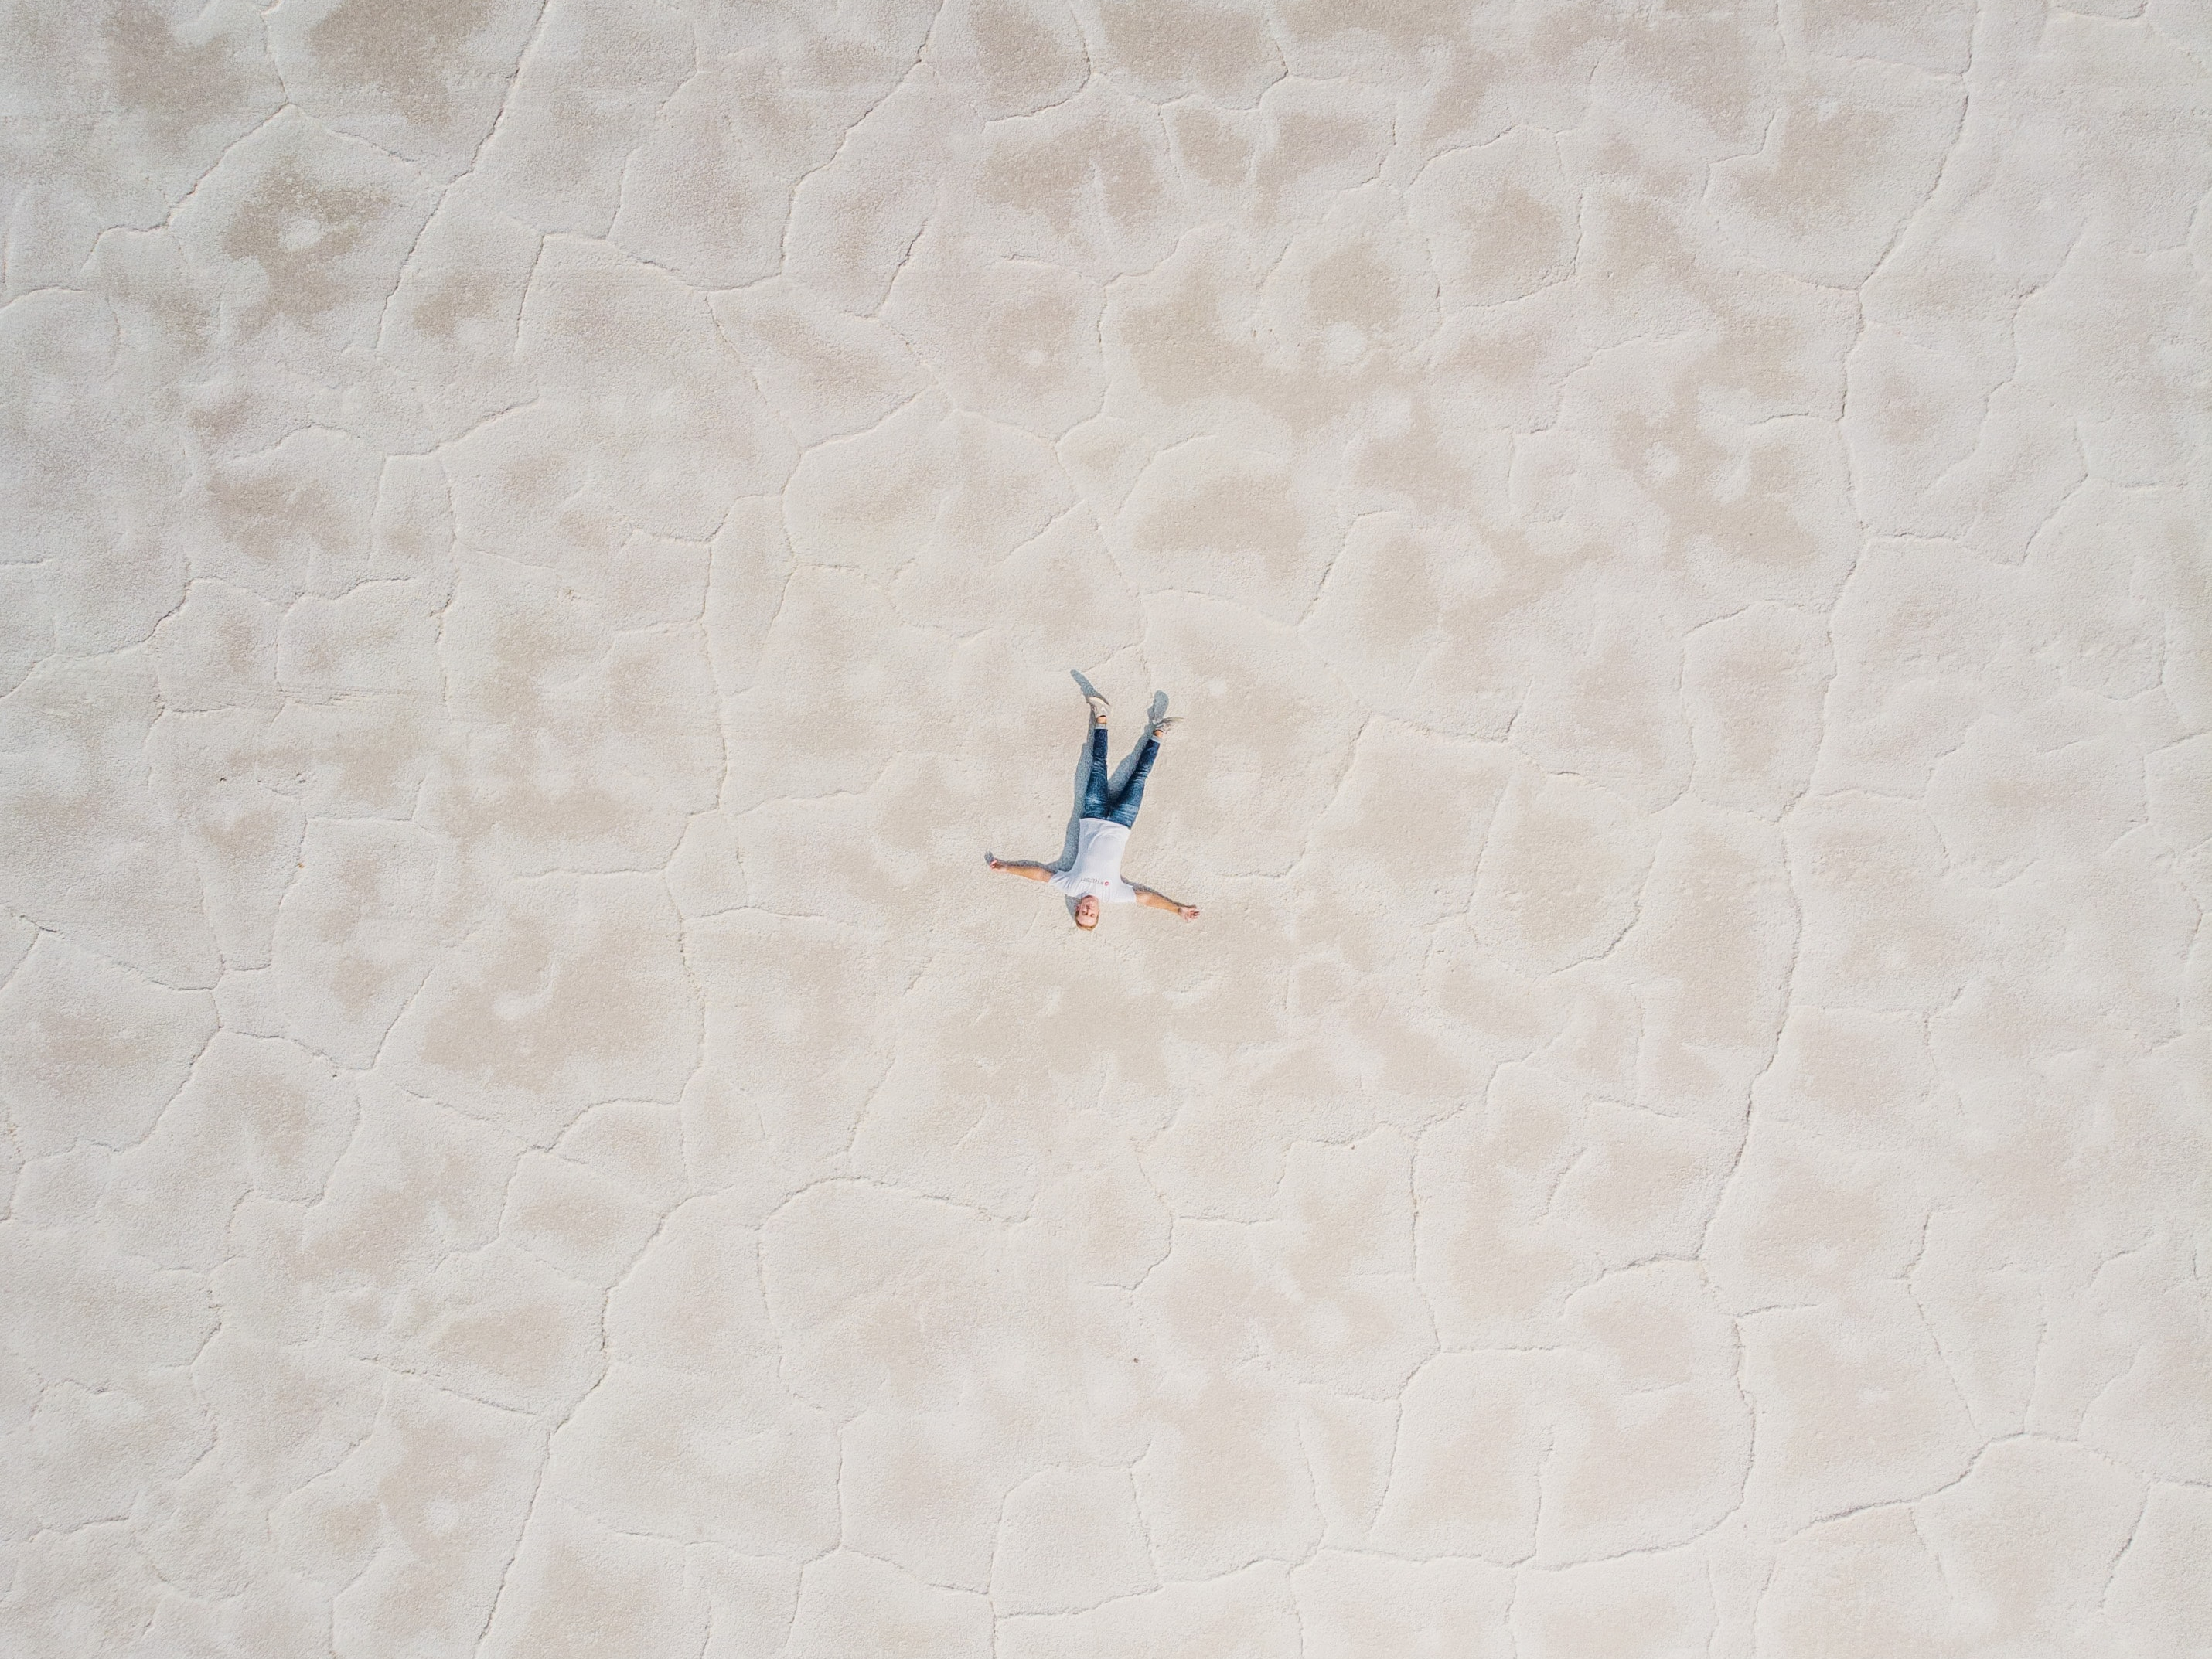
[2,0,2209,1654]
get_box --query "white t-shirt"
[1049,818,1137,904]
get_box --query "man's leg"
[1081,724,1111,819]
[1104,733,1158,828]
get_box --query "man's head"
[1074,894,1100,930]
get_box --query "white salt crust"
[2,0,2209,1654]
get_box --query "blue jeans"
[1082,727,1157,829]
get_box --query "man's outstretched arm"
[1132,884,1199,919]
[987,854,1053,882]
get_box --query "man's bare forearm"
[1134,885,1200,918]
[987,855,1052,882]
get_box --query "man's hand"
[1178,903,1200,920]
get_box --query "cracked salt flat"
[0,0,2208,1652]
